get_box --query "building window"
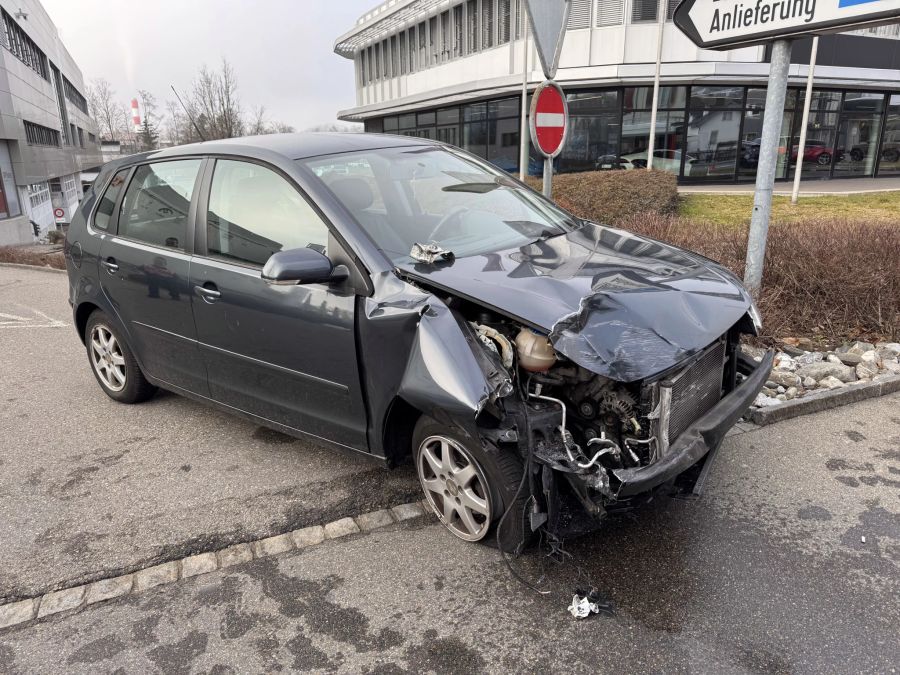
[77,127,85,148]
[568,0,591,29]
[63,77,89,114]
[453,4,463,57]
[630,0,658,22]
[666,0,679,19]
[27,183,51,210]
[391,35,399,77]
[381,39,389,78]
[408,27,416,72]
[418,21,427,66]
[441,10,451,62]
[1,9,49,80]
[63,175,77,204]
[89,133,97,144]
[597,0,625,26]
[0,142,20,218]
[482,0,495,49]
[24,121,61,147]
[498,0,511,43]
[466,0,479,54]
[429,16,439,65]
[399,31,408,75]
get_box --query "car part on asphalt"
[567,587,615,619]
[65,134,770,554]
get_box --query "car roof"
[145,132,440,162]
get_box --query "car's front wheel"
[413,417,528,551]
[85,310,156,404]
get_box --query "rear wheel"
[85,311,156,404]
[413,417,528,552]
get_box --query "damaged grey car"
[65,133,773,551]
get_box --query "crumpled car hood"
[397,222,752,382]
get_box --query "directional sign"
[674,0,900,49]
[524,0,570,79]
[529,81,568,158]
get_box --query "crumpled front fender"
[398,302,499,419]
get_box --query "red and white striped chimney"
[131,98,142,133]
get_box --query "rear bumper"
[612,349,774,498]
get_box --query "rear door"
[189,157,367,449]
[97,158,208,395]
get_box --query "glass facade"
[365,85,900,182]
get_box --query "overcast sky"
[41,0,374,130]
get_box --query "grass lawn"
[679,190,900,226]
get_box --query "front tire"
[85,311,156,404]
[413,417,528,552]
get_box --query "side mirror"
[262,247,347,285]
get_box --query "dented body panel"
[398,222,752,383]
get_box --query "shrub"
[615,214,900,343]
[0,246,66,270]
[524,169,679,224]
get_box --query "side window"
[93,168,130,231]
[118,159,202,250]
[206,160,329,267]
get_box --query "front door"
[98,158,208,395]
[189,158,367,450]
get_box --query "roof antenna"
[170,85,206,142]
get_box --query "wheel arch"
[74,301,101,344]
[381,396,422,468]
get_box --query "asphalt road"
[1,264,898,673]
[1,392,899,673]
[0,265,421,603]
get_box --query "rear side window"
[118,159,202,250]
[93,169,129,231]
[206,159,329,267]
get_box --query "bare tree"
[247,105,268,136]
[86,78,124,141]
[269,121,296,134]
[163,100,184,146]
[184,59,245,141]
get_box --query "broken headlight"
[748,299,763,335]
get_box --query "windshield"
[300,145,580,264]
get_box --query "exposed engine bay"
[443,294,750,535]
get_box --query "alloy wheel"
[89,324,127,392]
[416,435,493,542]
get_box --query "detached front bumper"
[612,349,774,498]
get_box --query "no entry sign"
[529,81,568,159]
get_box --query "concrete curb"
[750,374,900,426]
[0,262,66,274]
[0,501,432,633]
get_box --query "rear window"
[93,169,129,231]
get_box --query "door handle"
[195,284,221,303]
[101,258,118,273]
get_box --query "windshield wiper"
[442,182,500,194]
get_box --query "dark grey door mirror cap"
[261,247,345,286]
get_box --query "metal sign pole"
[646,0,667,171]
[519,15,530,182]
[543,158,552,197]
[744,39,793,296]
[791,35,818,205]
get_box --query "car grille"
[653,340,727,457]
[667,340,727,442]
